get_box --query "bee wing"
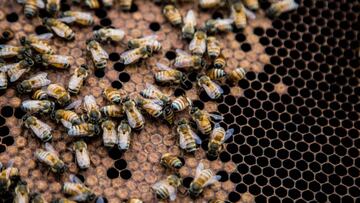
[58,16,77,24]
[45,143,58,156]
[142,34,158,41]
[178,134,187,150]
[168,185,177,201]
[31,72,51,86]
[5,159,14,178]
[34,33,53,40]
[69,174,83,183]
[184,10,196,27]
[202,82,222,99]
[191,130,202,145]
[51,26,66,38]
[61,119,73,129]
[156,62,172,71]
[70,194,88,202]
[244,8,256,20]
[9,68,29,82]
[96,197,105,203]
[119,49,134,65]
[84,95,97,111]
[195,162,204,178]
[208,113,223,121]
[176,49,190,56]
[16,0,25,3]
[224,128,235,142]
[204,175,221,187]
[218,18,234,25]
[65,99,82,110]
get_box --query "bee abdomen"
[154,186,169,200]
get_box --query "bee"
[0,45,27,59]
[128,35,161,53]
[86,40,109,69]
[205,18,234,34]
[163,4,182,26]
[35,54,71,69]
[174,49,203,71]
[171,95,192,112]
[32,89,48,100]
[93,28,125,43]
[120,46,152,65]
[136,97,164,118]
[189,31,207,56]
[20,33,54,55]
[208,199,225,203]
[35,143,67,174]
[101,120,117,148]
[198,75,223,99]
[162,105,174,125]
[206,68,226,80]
[21,100,55,114]
[17,72,51,93]
[83,95,102,123]
[126,199,143,203]
[207,123,234,158]
[140,83,170,104]
[47,84,71,106]
[123,99,145,130]
[67,123,100,137]
[160,153,183,169]
[182,10,196,39]
[213,53,226,69]
[152,175,181,201]
[46,0,60,15]
[118,0,133,11]
[190,106,222,135]
[100,105,125,118]
[52,109,82,128]
[267,0,299,18]
[242,0,259,10]
[117,120,132,150]
[199,0,224,9]
[189,162,221,197]
[227,67,246,84]
[154,63,186,86]
[68,65,89,94]
[43,18,75,40]
[23,115,53,142]
[52,198,77,203]
[84,0,100,9]
[14,181,29,203]
[103,87,125,104]
[30,193,47,203]
[206,36,221,59]
[63,174,96,202]
[17,0,45,18]
[73,141,90,170]
[231,2,256,29]
[102,0,113,8]
[60,11,94,26]
[0,160,20,193]
[1,58,34,82]
[0,71,7,90]
[240,192,255,203]
[177,118,201,153]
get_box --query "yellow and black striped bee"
[213,53,226,69]
[239,192,255,203]
[190,106,222,135]
[93,28,125,43]
[14,181,29,203]
[84,0,100,9]
[163,4,182,26]
[17,0,45,18]
[205,18,234,34]
[67,123,100,137]
[189,30,207,56]
[206,36,221,59]
[231,2,256,29]
[0,45,27,59]
[120,46,152,65]
[1,58,34,82]
[163,105,175,125]
[117,120,132,150]
[207,123,234,158]
[182,9,196,39]
[118,0,133,11]
[0,70,8,90]
[63,174,95,202]
[20,33,54,55]
[152,175,181,201]
[177,118,201,153]
[60,11,94,26]
[189,162,221,197]
[32,89,48,100]
[86,40,108,69]
[100,105,125,118]
[83,95,102,123]
[52,109,82,127]
[160,153,183,169]
[23,115,52,142]
[103,87,125,104]
[35,143,67,174]
[140,83,171,104]
[208,199,225,203]
[136,97,164,118]
[35,54,71,69]
[171,95,192,112]
[17,72,51,93]
[128,35,162,53]
[47,84,71,106]
[155,63,186,86]
[206,68,226,80]
[43,18,75,40]
[21,100,55,114]
[242,0,259,10]
[174,49,203,71]
[123,99,145,130]
[73,141,90,170]
[46,0,60,15]
[267,0,299,18]
[102,0,113,8]
[227,67,246,84]
[68,65,89,94]
[198,75,223,99]
[101,120,117,148]
[0,160,20,193]
[199,0,224,9]
[30,193,47,203]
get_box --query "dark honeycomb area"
[0,106,15,153]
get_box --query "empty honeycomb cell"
[120,169,132,180]
[235,33,246,43]
[2,136,14,146]
[192,100,204,110]
[149,22,161,31]
[0,145,5,153]
[216,171,229,182]
[100,18,112,26]
[6,12,18,22]
[111,81,123,89]
[228,191,240,202]
[109,53,120,61]
[165,51,176,60]
[0,116,5,126]
[0,126,9,137]
[108,147,123,160]
[1,106,13,117]
[182,177,193,188]
[95,9,107,18]
[114,159,127,170]
[107,167,119,179]
[95,69,105,78]
[219,151,231,163]
[119,72,131,82]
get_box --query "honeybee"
[20,33,54,55]
[32,89,48,100]
[162,105,174,125]
[213,53,226,69]
[43,18,75,40]
[140,83,170,104]
[0,45,27,58]
[206,36,221,58]
[52,109,82,128]
[207,123,234,158]
[14,181,29,203]
[101,105,125,118]
[84,0,100,9]
[117,120,132,150]
[123,99,145,130]
[240,192,255,203]
[205,18,234,34]
[182,10,196,39]
[83,95,102,123]
[152,175,181,201]
[242,0,259,10]
[0,71,7,90]
[163,4,182,26]
[101,120,117,147]
[17,72,51,93]
[120,46,151,65]
[198,75,223,99]
[231,2,256,29]
[189,162,221,197]
[23,115,53,142]
[227,67,246,84]
[267,0,299,18]
[60,11,94,26]
[73,141,90,169]
[155,63,186,85]
[47,84,71,106]
[86,40,108,69]
[21,100,55,114]
[208,199,225,203]
[35,54,71,69]
[52,198,76,203]
[94,28,125,43]
[160,153,183,169]
[174,49,203,71]
[171,95,192,112]
[128,35,161,53]
[102,0,113,8]
[67,123,100,137]
[46,0,60,15]
[126,199,143,203]
[0,160,20,193]
[17,0,45,18]
[118,0,133,11]
[206,68,226,80]
[103,87,125,104]
[199,0,224,9]
[136,97,164,118]
[1,58,34,82]
[190,106,222,135]
[35,143,67,174]
[30,193,47,203]
[177,118,201,153]
[68,65,89,94]
[63,174,95,202]
[189,31,207,56]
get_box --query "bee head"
[56,163,67,174]
[42,18,49,24]
[177,118,188,125]
[48,4,58,15]
[89,111,101,123]
[87,193,96,201]
[50,110,57,120]
[189,182,202,198]
[24,57,34,67]
[94,125,101,135]
[34,54,43,64]
[22,114,30,122]
[16,83,25,94]
[19,36,27,46]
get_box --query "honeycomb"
[0,0,359,202]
